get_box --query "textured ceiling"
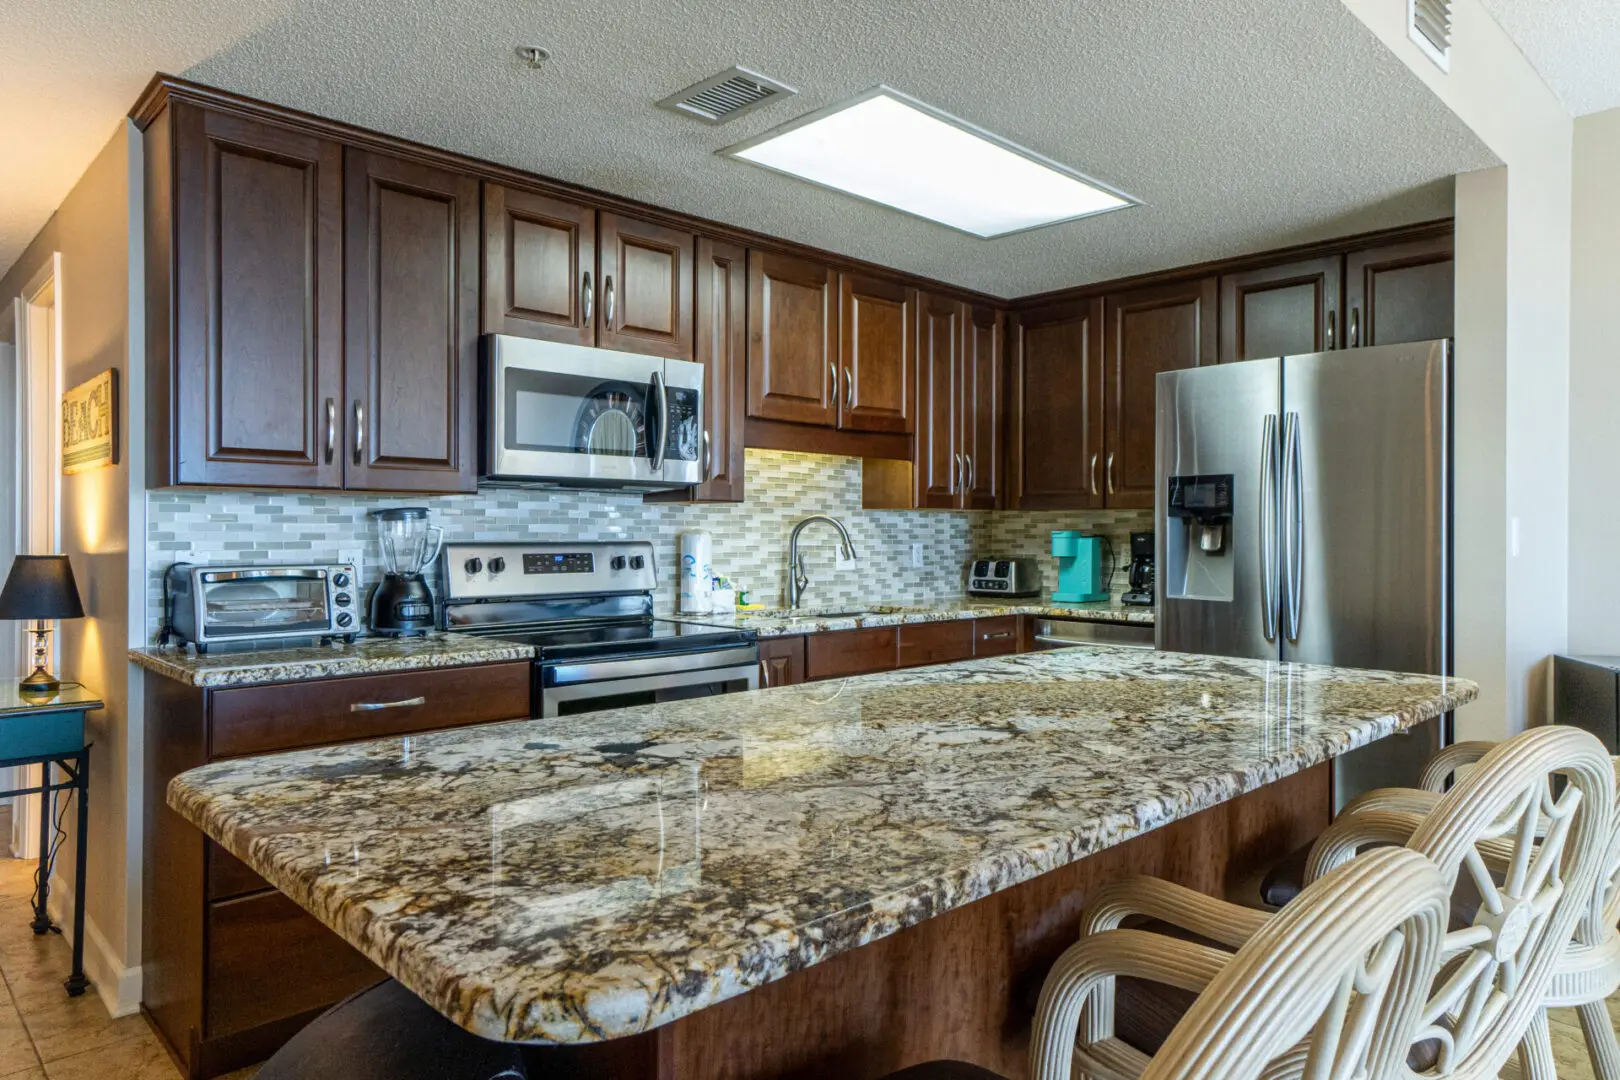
[1476,0,1620,116]
[3,0,1496,298]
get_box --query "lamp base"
[18,666,61,694]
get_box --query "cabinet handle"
[582,271,594,326]
[981,631,1012,640]
[1106,452,1116,495]
[1349,306,1361,348]
[844,366,854,410]
[353,401,364,465]
[701,430,712,482]
[324,399,336,463]
[759,659,770,689]
[604,275,616,330]
[829,363,839,408]
[349,696,426,712]
[1089,453,1099,494]
[1326,310,1336,350]
[953,453,963,492]
[966,453,975,491]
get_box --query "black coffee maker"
[1121,531,1155,606]
[367,507,443,635]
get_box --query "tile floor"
[0,853,1607,1078]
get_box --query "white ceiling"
[1476,0,1620,116]
[3,0,1496,299]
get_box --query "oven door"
[484,336,702,488]
[194,568,334,642]
[540,645,759,718]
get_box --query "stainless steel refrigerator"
[1155,340,1451,808]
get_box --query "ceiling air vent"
[657,67,797,125]
[1409,0,1452,71]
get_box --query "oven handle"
[541,661,759,718]
[648,369,668,472]
[546,645,759,687]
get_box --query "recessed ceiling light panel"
[720,87,1136,238]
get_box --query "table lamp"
[0,555,84,693]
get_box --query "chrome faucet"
[787,515,858,609]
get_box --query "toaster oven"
[162,563,360,651]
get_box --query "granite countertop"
[167,647,1474,1044]
[668,595,1154,637]
[129,632,534,689]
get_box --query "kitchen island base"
[523,763,1327,1080]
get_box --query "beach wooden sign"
[62,368,119,475]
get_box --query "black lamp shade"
[0,555,85,621]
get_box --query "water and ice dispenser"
[1164,473,1235,602]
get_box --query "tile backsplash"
[144,450,1156,639]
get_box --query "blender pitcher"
[367,507,443,635]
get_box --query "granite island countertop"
[166,646,1472,1044]
[668,595,1154,637]
[130,632,534,688]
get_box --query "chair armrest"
[1418,741,1498,793]
[1030,929,1229,1080]
[1305,808,1427,884]
[1082,876,1273,949]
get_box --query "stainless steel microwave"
[481,335,706,490]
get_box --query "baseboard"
[46,888,142,1018]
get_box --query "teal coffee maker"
[1051,531,1110,603]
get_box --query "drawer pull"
[980,631,1013,640]
[348,696,427,712]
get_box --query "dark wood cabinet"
[158,104,345,489]
[973,616,1020,657]
[1103,277,1216,509]
[1218,256,1341,363]
[1344,233,1454,347]
[343,148,480,493]
[896,620,975,667]
[598,213,694,360]
[915,293,964,509]
[1009,299,1104,510]
[692,237,747,501]
[962,306,1003,510]
[747,250,838,427]
[838,273,915,434]
[481,185,595,345]
[805,627,900,680]
[758,636,806,688]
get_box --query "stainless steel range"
[438,540,758,718]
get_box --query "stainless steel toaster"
[966,557,1041,598]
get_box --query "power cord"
[28,774,73,936]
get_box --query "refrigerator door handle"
[1260,414,1279,642]
[1282,411,1304,642]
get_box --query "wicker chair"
[1068,726,1616,1080]
[886,846,1452,1080]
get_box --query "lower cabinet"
[896,620,975,668]
[794,616,1027,683]
[806,627,900,680]
[759,636,807,688]
[142,661,531,1079]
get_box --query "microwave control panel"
[664,387,701,462]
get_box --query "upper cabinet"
[1344,233,1454,347]
[838,274,916,434]
[747,250,838,427]
[1009,299,1105,511]
[962,306,1003,510]
[342,148,479,493]
[481,184,694,360]
[913,293,964,509]
[1219,256,1341,363]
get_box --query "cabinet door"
[915,293,963,509]
[168,104,344,488]
[962,306,1004,510]
[692,237,747,501]
[1218,256,1341,363]
[805,627,899,680]
[343,148,479,492]
[758,636,806,688]
[1104,277,1216,509]
[598,213,694,360]
[838,273,915,434]
[1344,233,1454,347]
[747,250,838,426]
[481,184,595,345]
[1008,300,1104,510]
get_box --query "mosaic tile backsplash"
[144,450,1154,639]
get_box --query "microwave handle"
[648,369,668,471]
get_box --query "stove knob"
[629,555,646,571]
[464,558,483,575]
[335,612,354,629]
[610,556,627,571]
[489,557,506,574]
[332,571,350,588]
[334,593,352,607]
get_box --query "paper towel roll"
[679,530,713,613]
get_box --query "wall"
[0,124,142,1014]
[1567,107,1620,656]
[1342,0,1574,739]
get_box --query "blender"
[367,507,444,635]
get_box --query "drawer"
[207,840,270,901]
[208,661,531,759]
[896,620,974,668]
[206,889,383,1038]
[805,627,898,680]
[972,616,1020,658]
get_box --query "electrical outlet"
[339,548,363,579]
[836,550,857,570]
[911,542,925,569]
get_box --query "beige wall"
[1568,107,1620,657]
[1342,0,1574,739]
[0,124,141,1014]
